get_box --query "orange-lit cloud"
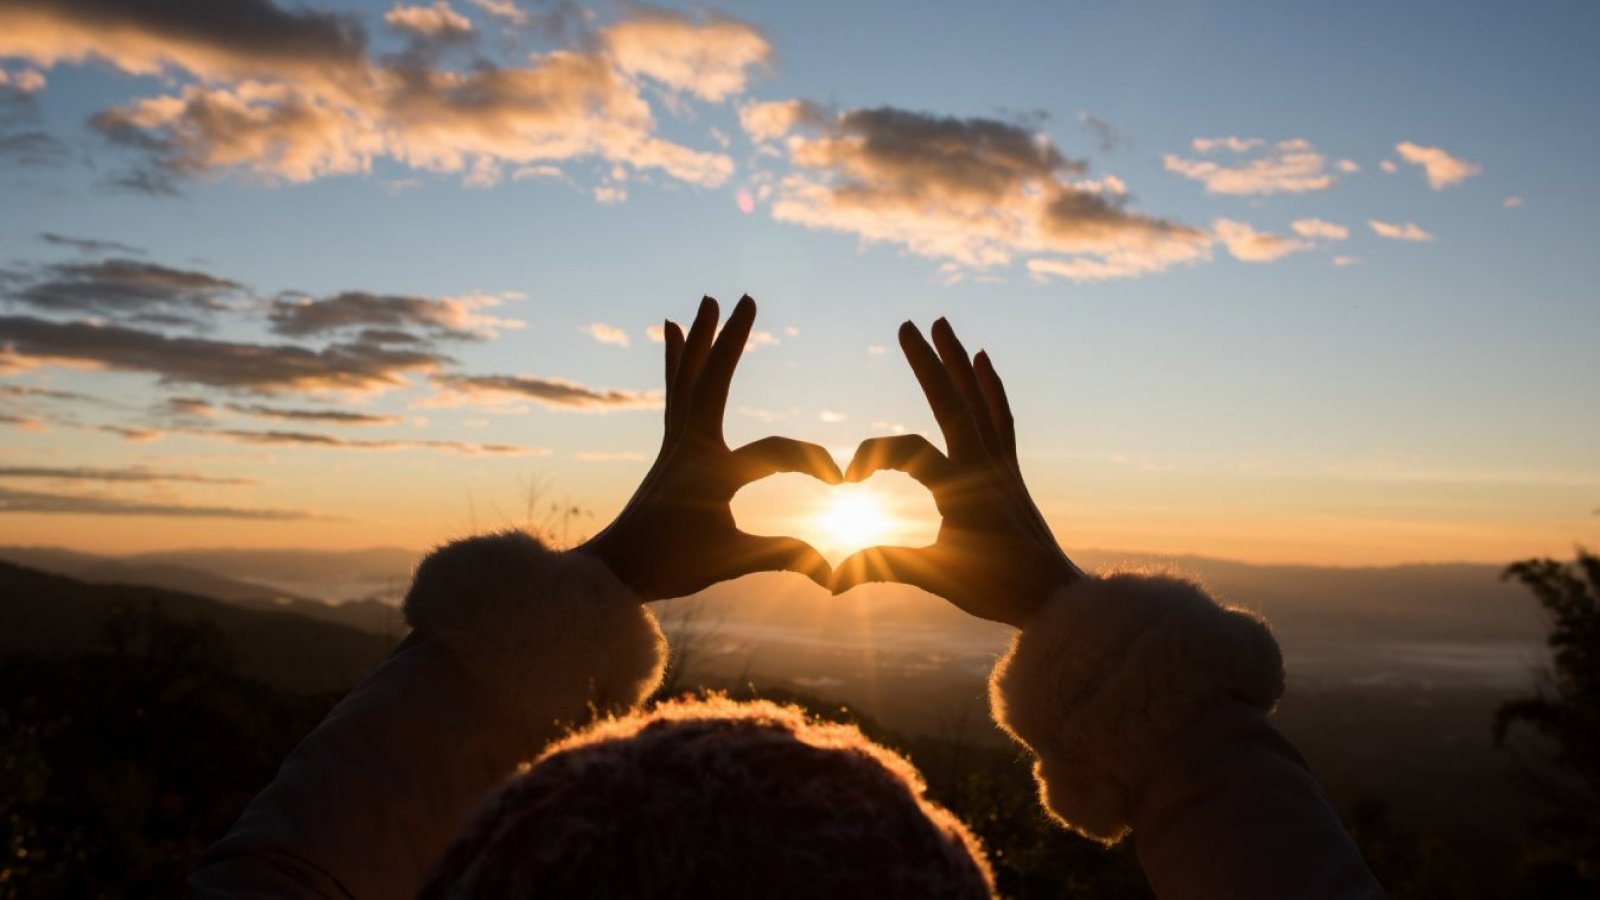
[385,2,473,41]
[1164,137,1336,195]
[1394,141,1480,189]
[745,104,1208,280]
[583,322,630,347]
[1213,218,1310,263]
[429,373,660,411]
[0,315,446,393]
[1368,220,1434,242]
[0,485,321,519]
[1290,218,1349,241]
[602,10,769,102]
[3,1,762,192]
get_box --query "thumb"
[830,545,941,597]
[718,532,832,591]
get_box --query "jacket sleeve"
[190,531,667,899]
[989,573,1384,900]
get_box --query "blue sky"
[0,0,1596,563]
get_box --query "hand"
[580,295,842,601]
[831,318,1084,627]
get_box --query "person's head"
[422,694,995,899]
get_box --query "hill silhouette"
[0,560,395,695]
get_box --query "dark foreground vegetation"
[0,552,1595,898]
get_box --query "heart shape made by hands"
[732,470,941,568]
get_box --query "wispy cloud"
[1368,220,1434,242]
[582,322,630,347]
[1290,218,1349,241]
[1213,218,1310,263]
[429,373,660,411]
[1164,138,1336,195]
[268,290,520,342]
[0,315,447,394]
[0,464,256,484]
[1394,141,1480,189]
[188,426,547,455]
[4,257,244,325]
[39,232,147,255]
[0,485,320,519]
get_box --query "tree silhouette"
[1494,549,1600,893]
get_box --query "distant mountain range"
[0,560,395,694]
[0,542,1551,687]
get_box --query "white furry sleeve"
[404,530,668,727]
[989,573,1382,899]
[192,531,667,899]
[988,573,1285,843]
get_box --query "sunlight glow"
[814,486,894,552]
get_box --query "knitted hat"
[421,694,995,899]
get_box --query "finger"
[899,321,982,459]
[692,294,756,431]
[845,434,951,488]
[930,317,1001,456]
[830,545,941,596]
[719,533,832,591]
[972,350,1017,462]
[668,297,719,438]
[731,436,843,484]
[972,350,1057,545]
[662,319,686,432]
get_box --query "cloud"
[189,426,546,455]
[1368,220,1434,242]
[750,103,1208,279]
[1290,218,1349,241]
[645,323,666,342]
[0,484,321,519]
[429,373,659,411]
[0,315,447,393]
[745,330,778,351]
[739,99,816,143]
[225,403,402,425]
[97,423,164,442]
[469,0,528,26]
[385,2,473,41]
[818,409,847,423]
[4,2,761,193]
[1190,136,1262,153]
[0,0,369,84]
[1164,137,1335,195]
[1379,159,1398,174]
[1394,141,1480,189]
[0,412,47,431]
[0,384,93,402]
[0,464,256,484]
[39,232,147,256]
[1503,195,1523,208]
[1213,218,1310,263]
[1078,113,1128,153]
[268,290,520,341]
[4,257,243,323]
[582,322,630,347]
[1335,159,1360,174]
[0,68,45,93]
[1332,255,1361,266]
[601,10,769,102]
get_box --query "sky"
[0,0,1596,566]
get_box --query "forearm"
[989,573,1381,899]
[192,532,667,899]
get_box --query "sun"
[814,486,894,553]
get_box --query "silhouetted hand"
[580,296,841,601]
[831,318,1084,627]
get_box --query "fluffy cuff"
[989,572,1283,844]
[403,530,667,734]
